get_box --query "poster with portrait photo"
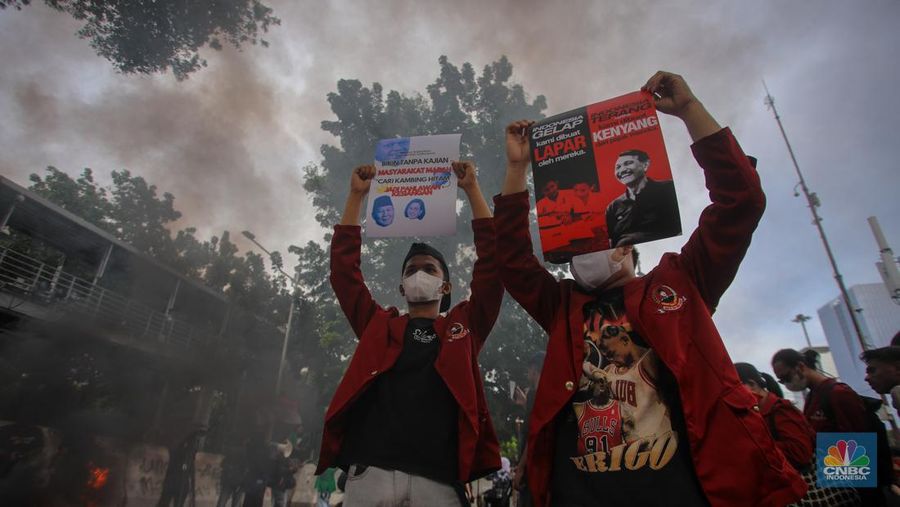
[529,91,680,263]
[365,133,461,238]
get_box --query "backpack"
[818,381,893,490]
[763,396,815,473]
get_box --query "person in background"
[483,457,512,507]
[270,440,297,507]
[771,348,868,433]
[315,468,337,507]
[734,362,814,472]
[773,348,888,506]
[860,346,900,417]
[157,426,206,507]
[513,353,544,507]
[216,439,248,507]
[241,432,272,507]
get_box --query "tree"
[0,0,280,79]
[303,55,552,441]
[23,165,301,324]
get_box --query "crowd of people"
[307,69,900,507]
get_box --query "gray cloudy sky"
[1,0,898,376]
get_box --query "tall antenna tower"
[763,82,870,351]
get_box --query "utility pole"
[242,230,301,440]
[792,314,813,349]
[763,83,871,352]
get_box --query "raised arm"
[454,161,503,348]
[494,121,563,332]
[331,165,383,337]
[455,161,492,220]
[645,71,766,310]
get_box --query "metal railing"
[0,246,214,349]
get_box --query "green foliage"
[305,55,551,441]
[25,166,285,318]
[500,435,520,461]
[0,0,280,79]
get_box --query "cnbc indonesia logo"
[822,439,871,481]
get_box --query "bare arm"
[454,161,492,219]
[340,165,375,225]
[501,120,535,196]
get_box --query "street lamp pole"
[242,230,300,437]
[791,314,813,349]
[274,275,299,403]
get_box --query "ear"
[441,281,452,295]
[398,284,405,296]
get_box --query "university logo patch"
[816,433,877,488]
[412,328,436,344]
[448,322,469,341]
[650,284,685,313]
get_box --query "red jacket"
[803,378,868,433]
[494,128,807,506]
[315,218,504,482]
[757,391,815,470]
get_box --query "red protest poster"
[529,91,681,263]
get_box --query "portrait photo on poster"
[371,195,395,227]
[374,137,411,163]
[405,198,426,220]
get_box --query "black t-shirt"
[549,289,708,506]
[338,317,459,482]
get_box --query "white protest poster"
[365,134,461,238]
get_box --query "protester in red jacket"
[771,348,869,433]
[316,161,503,505]
[494,71,806,507]
[734,362,814,471]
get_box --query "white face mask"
[570,249,635,291]
[401,271,445,303]
[784,372,808,392]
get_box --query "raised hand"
[642,71,720,142]
[350,164,375,195]
[506,120,535,169]
[642,71,700,119]
[452,161,478,192]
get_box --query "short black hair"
[860,346,900,365]
[772,348,819,369]
[618,149,649,163]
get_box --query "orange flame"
[86,462,109,490]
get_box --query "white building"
[817,283,900,398]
